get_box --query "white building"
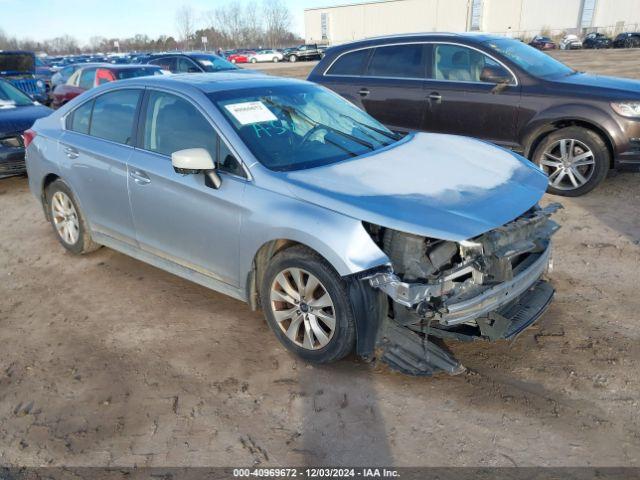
[304,0,640,45]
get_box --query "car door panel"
[59,131,137,244]
[127,151,246,286]
[423,43,521,146]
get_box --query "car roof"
[115,72,306,94]
[327,32,506,51]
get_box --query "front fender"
[239,186,390,286]
[520,104,620,157]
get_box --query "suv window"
[79,68,96,90]
[326,49,370,76]
[149,57,177,72]
[67,100,94,134]
[433,44,511,83]
[365,44,425,79]
[177,57,201,73]
[89,89,141,145]
[142,91,243,175]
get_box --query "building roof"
[304,0,409,12]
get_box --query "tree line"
[0,0,302,55]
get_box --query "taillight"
[23,129,37,148]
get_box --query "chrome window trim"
[323,41,519,87]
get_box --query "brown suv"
[310,33,640,196]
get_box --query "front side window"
[142,91,217,158]
[211,84,398,171]
[326,49,370,76]
[485,38,574,78]
[365,44,425,79]
[433,44,512,83]
[177,57,200,73]
[89,89,141,145]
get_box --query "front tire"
[532,127,609,197]
[289,54,297,63]
[45,179,100,254]
[251,58,257,63]
[260,246,356,364]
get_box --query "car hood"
[281,133,548,241]
[0,104,52,136]
[551,72,640,97]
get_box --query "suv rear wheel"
[45,179,100,254]
[532,126,609,197]
[260,246,355,364]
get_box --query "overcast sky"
[0,0,355,44]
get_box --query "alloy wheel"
[539,138,596,191]
[51,191,80,245]
[269,268,336,350]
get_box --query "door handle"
[64,146,79,159]
[130,169,151,185]
[428,92,442,103]
[358,88,370,97]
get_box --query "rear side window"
[326,49,370,75]
[365,44,425,79]
[149,57,177,72]
[67,100,94,134]
[89,89,141,145]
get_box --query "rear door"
[357,43,428,133]
[60,88,142,243]
[422,43,521,146]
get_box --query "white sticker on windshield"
[225,101,277,125]
[0,100,17,109]
[199,59,213,66]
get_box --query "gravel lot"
[1,49,639,468]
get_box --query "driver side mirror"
[480,66,512,85]
[171,148,222,189]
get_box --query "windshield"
[0,53,35,73]
[484,38,574,78]
[115,67,163,79]
[192,54,238,72]
[211,84,398,171]
[0,80,35,107]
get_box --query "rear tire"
[532,126,609,197]
[45,179,100,255]
[260,245,356,364]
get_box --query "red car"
[226,51,255,64]
[51,64,163,108]
[529,36,557,50]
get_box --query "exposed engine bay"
[362,203,561,376]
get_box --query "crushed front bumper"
[0,144,26,178]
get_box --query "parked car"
[146,53,241,73]
[559,34,582,50]
[284,44,327,62]
[51,64,164,108]
[529,36,557,50]
[582,32,612,49]
[227,52,253,64]
[613,32,640,48]
[25,73,560,375]
[0,79,51,178]
[0,51,48,104]
[309,33,640,196]
[248,49,284,63]
[50,63,102,90]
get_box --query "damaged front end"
[361,203,561,376]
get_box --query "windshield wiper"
[338,113,403,142]
[262,97,375,151]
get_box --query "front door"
[127,90,247,286]
[422,43,521,147]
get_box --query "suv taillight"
[23,129,36,149]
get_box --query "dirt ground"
[1,49,640,468]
